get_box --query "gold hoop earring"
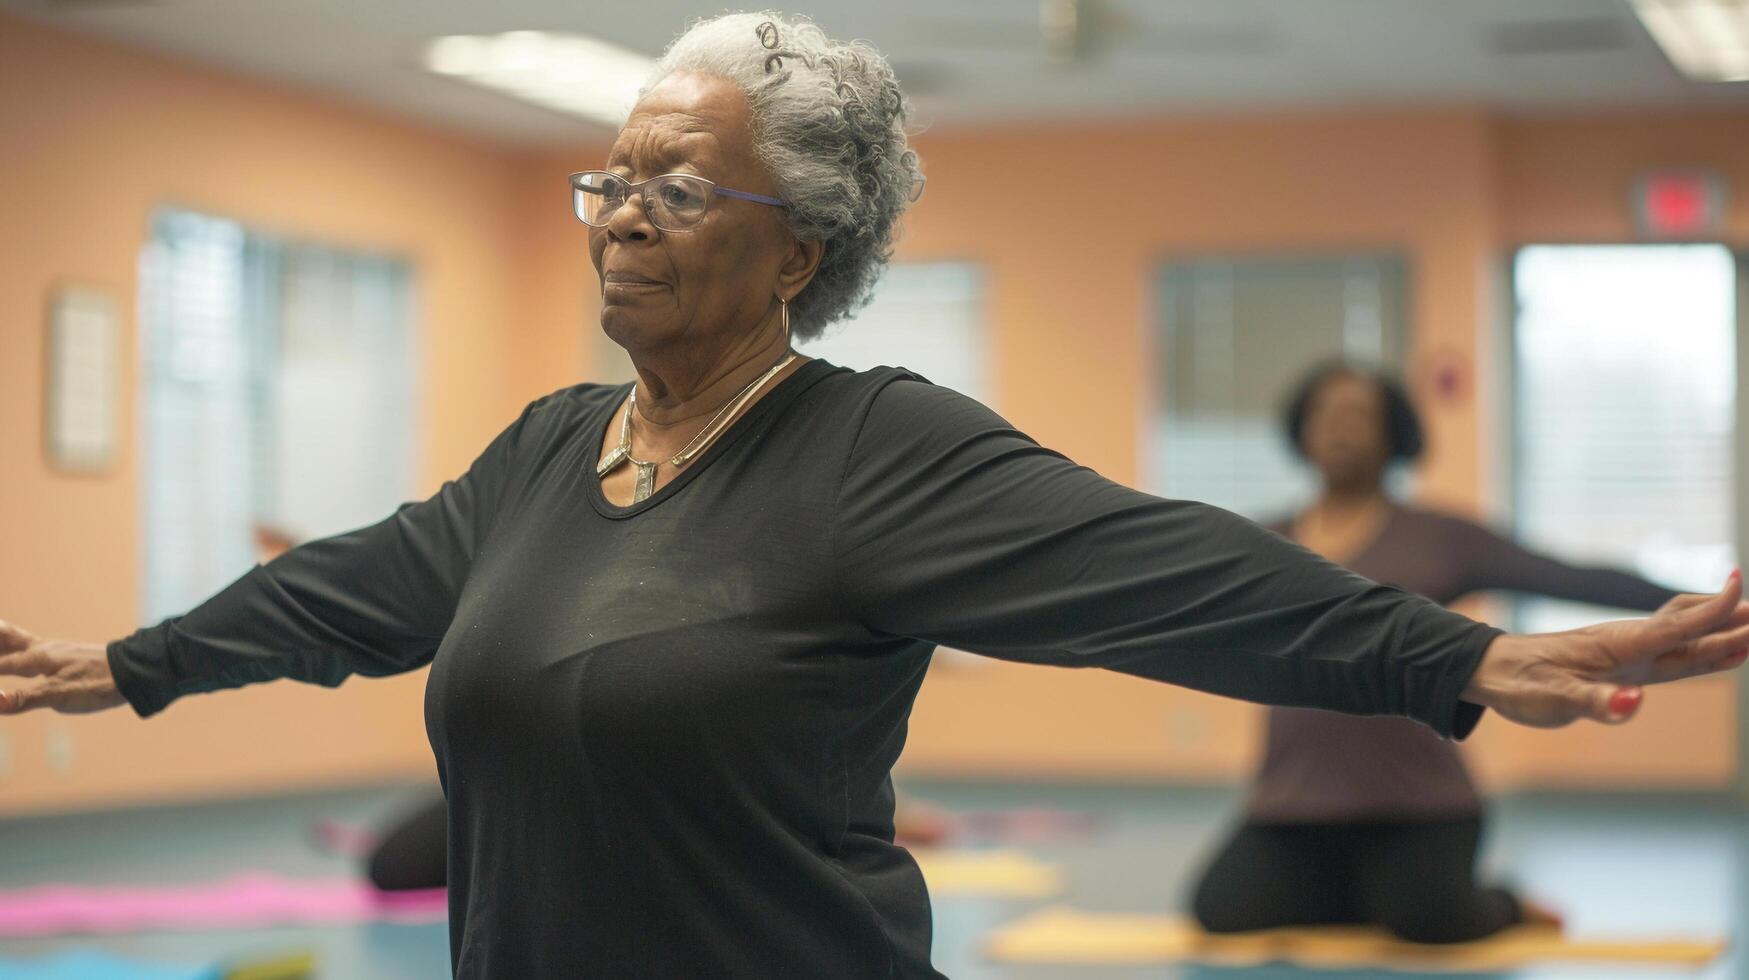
[779,297,791,345]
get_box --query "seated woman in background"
[1190,362,1680,944]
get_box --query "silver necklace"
[597,352,798,503]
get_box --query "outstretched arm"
[1451,519,1678,612]
[833,378,1748,735]
[1,395,553,717]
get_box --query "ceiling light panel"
[1631,0,1749,82]
[424,31,654,127]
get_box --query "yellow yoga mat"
[910,849,1064,899]
[223,950,317,980]
[985,907,1729,971]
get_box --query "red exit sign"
[1633,169,1727,239]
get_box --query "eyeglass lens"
[574,173,711,231]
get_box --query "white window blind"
[139,209,415,623]
[1152,255,1408,518]
[591,262,989,404]
[1512,244,1737,632]
[800,262,988,404]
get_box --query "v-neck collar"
[585,358,840,520]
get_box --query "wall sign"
[1633,168,1727,240]
[45,284,121,475]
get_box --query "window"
[1152,255,1408,518]
[139,209,416,622]
[590,262,989,403]
[1511,244,1737,632]
[800,262,988,403]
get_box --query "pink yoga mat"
[0,874,447,937]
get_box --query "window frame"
[1144,247,1413,517]
[137,205,420,623]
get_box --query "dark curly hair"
[1282,361,1424,462]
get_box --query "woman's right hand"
[0,620,128,715]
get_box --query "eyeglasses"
[569,171,786,233]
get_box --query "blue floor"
[0,780,1741,978]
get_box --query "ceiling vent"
[1487,18,1633,56]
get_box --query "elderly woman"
[2,13,1746,979]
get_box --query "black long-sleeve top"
[1249,507,1678,823]
[109,361,1501,978]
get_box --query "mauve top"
[109,362,1503,978]
[1247,506,1677,824]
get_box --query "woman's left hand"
[1464,571,1749,728]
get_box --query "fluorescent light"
[423,31,654,127]
[1631,0,1749,82]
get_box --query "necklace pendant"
[632,461,658,503]
[596,444,629,477]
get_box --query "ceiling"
[4,0,1747,146]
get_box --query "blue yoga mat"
[0,950,218,980]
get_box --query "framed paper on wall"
[45,284,121,476]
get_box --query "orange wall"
[0,15,534,813]
[509,152,603,400]
[1498,110,1749,243]
[5,11,1748,814]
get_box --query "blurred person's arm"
[1449,519,1679,613]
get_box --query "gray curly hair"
[645,12,924,341]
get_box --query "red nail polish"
[1609,687,1643,717]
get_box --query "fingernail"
[1609,687,1643,718]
